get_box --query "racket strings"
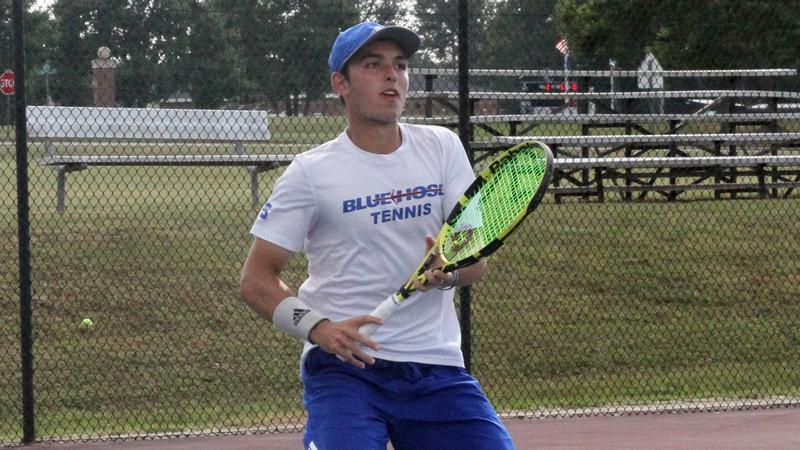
[443,147,548,262]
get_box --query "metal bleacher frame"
[406,67,800,201]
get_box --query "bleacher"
[405,67,800,201]
[30,68,800,209]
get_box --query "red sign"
[0,70,15,95]
[545,82,579,92]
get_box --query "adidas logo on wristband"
[293,308,310,326]
[273,297,328,342]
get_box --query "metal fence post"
[457,0,473,373]
[13,0,36,443]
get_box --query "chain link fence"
[3,1,800,445]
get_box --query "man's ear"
[331,72,349,97]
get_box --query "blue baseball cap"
[328,22,421,73]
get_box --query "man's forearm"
[452,259,488,287]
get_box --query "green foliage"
[0,1,53,109]
[556,0,800,69]
[44,0,361,109]
[359,0,410,24]
[414,0,490,64]
[49,1,94,106]
[556,0,658,67]
[481,0,563,70]
[12,0,800,110]
[182,1,237,108]
[651,0,800,70]
[49,0,196,107]
[275,1,359,114]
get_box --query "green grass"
[1,159,309,441]
[1,119,799,442]
[470,200,800,410]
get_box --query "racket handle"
[359,294,401,337]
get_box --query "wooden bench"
[28,105,286,211]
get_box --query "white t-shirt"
[250,123,475,367]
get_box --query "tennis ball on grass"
[79,318,95,331]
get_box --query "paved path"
[22,407,800,449]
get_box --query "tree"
[111,0,197,107]
[0,0,54,108]
[556,0,658,68]
[650,0,800,70]
[214,0,359,112]
[358,0,410,24]
[555,0,800,70]
[481,0,564,70]
[180,1,237,108]
[49,0,196,107]
[212,0,283,106]
[50,1,95,106]
[414,0,490,65]
[276,0,360,115]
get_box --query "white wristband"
[272,296,328,342]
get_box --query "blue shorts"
[301,348,515,450]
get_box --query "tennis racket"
[360,140,553,337]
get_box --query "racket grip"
[359,294,401,337]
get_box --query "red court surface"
[21,407,800,449]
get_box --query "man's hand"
[413,235,457,292]
[309,316,383,368]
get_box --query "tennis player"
[240,21,515,450]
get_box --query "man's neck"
[346,121,402,155]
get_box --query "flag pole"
[563,52,569,104]
[556,38,570,104]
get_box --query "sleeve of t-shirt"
[442,131,475,217]
[249,159,315,253]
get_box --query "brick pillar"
[92,46,118,107]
